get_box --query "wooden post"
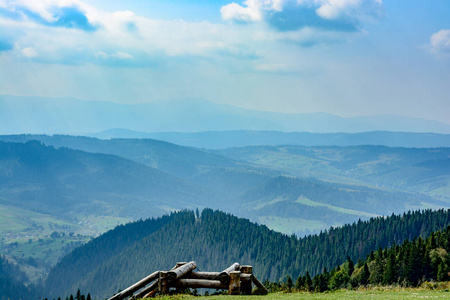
[229,271,241,295]
[159,271,169,295]
[107,271,159,300]
[240,265,253,295]
[167,261,197,282]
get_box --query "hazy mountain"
[43,209,450,299]
[0,141,209,219]
[0,135,273,204]
[0,134,240,179]
[2,95,450,134]
[216,145,450,201]
[91,130,450,149]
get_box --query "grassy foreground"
[155,288,450,300]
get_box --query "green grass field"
[156,289,450,300]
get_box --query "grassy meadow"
[156,288,450,300]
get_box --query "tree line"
[269,225,450,292]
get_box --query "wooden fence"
[107,261,268,299]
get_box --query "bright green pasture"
[156,289,450,300]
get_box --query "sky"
[0,0,449,124]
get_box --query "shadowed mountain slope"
[0,141,208,218]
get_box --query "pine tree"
[305,271,313,291]
[286,276,293,290]
[360,263,370,286]
[383,252,397,285]
[347,257,354,277]
[295,275,304,290]
[437,260,449,281]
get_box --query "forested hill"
[44,209,450,299]
[0,140,209,218]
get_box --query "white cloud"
[430,29,450,54]
[21,47,38,57]
[221,0,285,22]
[222,0,383,24]
[112,51,133,59]
[313,0,383,20]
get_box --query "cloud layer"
[0,0,389,69]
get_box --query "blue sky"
[0,0,449,124]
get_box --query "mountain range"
[2,95,450,134]
[1,135,449,236]
[91,130,450,149]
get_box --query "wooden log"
[219,262,240,285]
[188,272,221,281]
[159,271,169,295]
[222,263,240,274]
[240,265,253,295]
[131,279,159,299]
[167,261,197,282]
[175,279,228,289]
[107,271,159,300]
[251,275,269,295]
[229,271,241,295]
[142,289,157,299]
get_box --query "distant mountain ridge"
[2,95,450,134]
[90,129,450,149]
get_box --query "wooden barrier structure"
[108,261,268,299]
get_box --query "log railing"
[107,261,268,300]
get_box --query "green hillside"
[44,208,450,299]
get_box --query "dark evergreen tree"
[294,275,304,290]
[347,257,354,277]
[360,263,370,286]
[305,271,313,291]
[383,252,397,285]
[286,276,293,290]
